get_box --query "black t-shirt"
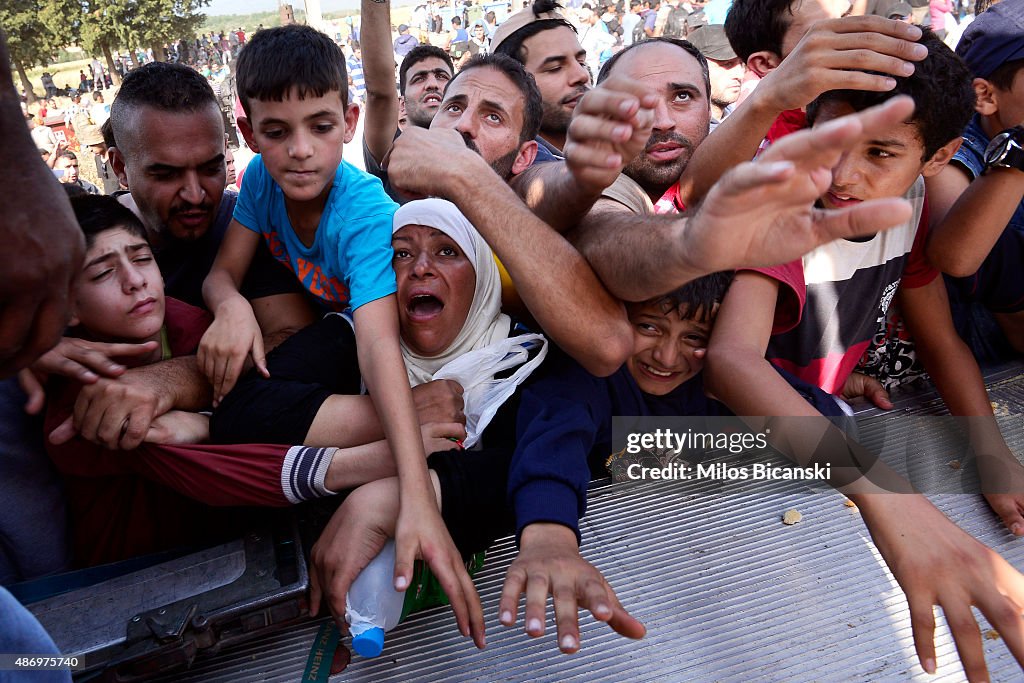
[362,130,406,204]
[156,190,306,309]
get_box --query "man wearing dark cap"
[393,23,419,58]
[493,0,591,159]
[687,25,743,127]
[884,2,912,20]
[925,0,1024,356]
[78,124,120,195]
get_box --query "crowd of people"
[2,0,1024,680]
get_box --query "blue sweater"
[509,352,724,541]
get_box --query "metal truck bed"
[148,365,1024,682]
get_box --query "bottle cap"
[352,626,385,657]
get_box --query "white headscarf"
[393,198,512,386]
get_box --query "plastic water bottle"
[345,539,407,657]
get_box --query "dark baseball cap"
[956,0,1024,79]
[885,2,911,19]
[687,25,736,62]
[398,23,410,32]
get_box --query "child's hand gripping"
[394,490,486,649]
[197,297,268,405]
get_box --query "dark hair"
[57,150,78,162]
[806,29,975,161]
[974,0,996,14]
[109,62,218,151]
[493,1,578,64]
[988,58,1024,92]
[351,39,361,50]
[643,271,734,324]
[235,24,348,118]
[597,37,710,98]
[70,194,148,250]
[723,0,792,63]
[448,53,543,143]
[452,15,462,25]
[100,118,116,148]
[485,10,496,21]
[399,45,455,93]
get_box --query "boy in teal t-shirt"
[200,25,485,648]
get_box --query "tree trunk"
[150,43,165,62]
[13,57,37,105]
[102,43,121,86]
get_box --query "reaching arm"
[48,354,212,450]
[353,296,485,649]
[676,16,926,206]
[360,0,400,166]
[898,279,1024,535]
[387,127,634,376]
[0,31,84,376]
[926,163,1024,277]
[573,96,920,301]
[710,275,1024,681]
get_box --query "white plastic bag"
[433,333,548,448]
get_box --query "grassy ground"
[23,55,95,99]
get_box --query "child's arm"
[898,278,1024,535]
[352,296,485,649]
[926,163,1024,276]
[708,272,1024,680]
[499,523,645,654]
[200,219,266,404]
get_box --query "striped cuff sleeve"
[281,446,339,504]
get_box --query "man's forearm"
[511,162,603,234]
[447,167,634,376]
[571,205,704,301]
[360,0,399,164]
[675,87,780,206]
[127,355,212,412]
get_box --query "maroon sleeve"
[45,384,289,507]
[901,200,940,289]
[742,259,807,335]
[164,297,213,356]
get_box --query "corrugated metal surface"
[156,368,1024,683]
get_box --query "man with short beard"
[492,0,592,160]
[591,38,711,214]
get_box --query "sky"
[206,0,405,15]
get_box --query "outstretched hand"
[499,523,645,653]
[394,493,486,649]
[859,493,1024,682]
[563,76,658,194]
[309,478,397,628]
[683,96,917,275]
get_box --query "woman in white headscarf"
[393,198,547,446]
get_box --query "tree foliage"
[0,0,81,70]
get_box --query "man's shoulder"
[211,189,239,237]
[599,173,655,215]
